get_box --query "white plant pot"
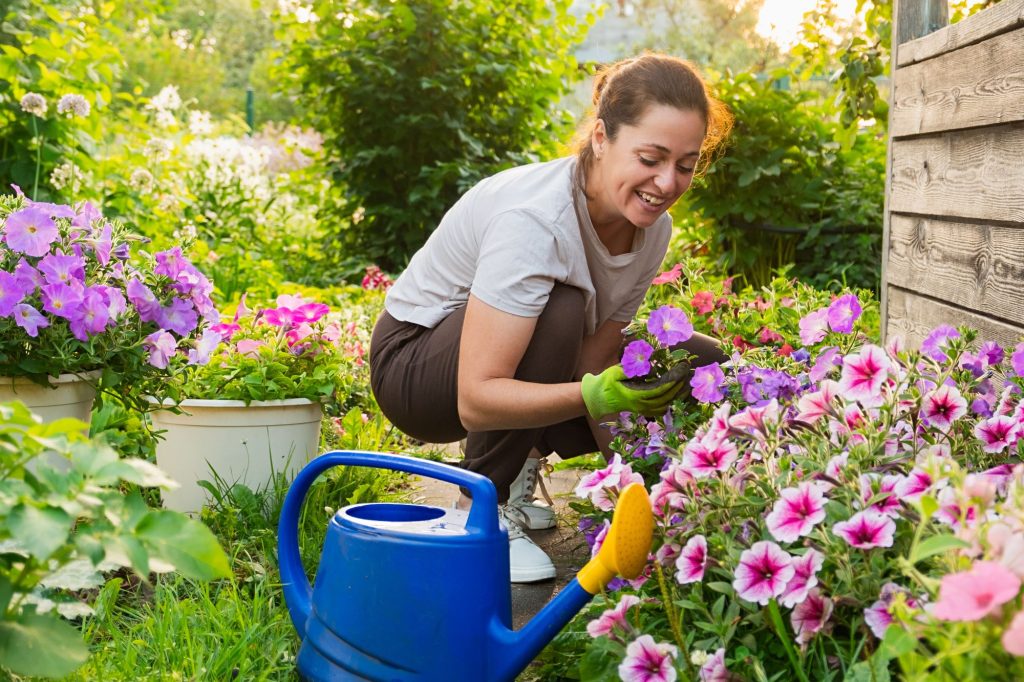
[0,372,97,427]
[148,398,323,514]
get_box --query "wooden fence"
[881,0,1024,347]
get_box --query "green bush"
[278,0,589,270]
[682,72,885,292]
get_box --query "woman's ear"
[591,118,607,160]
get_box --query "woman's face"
[589,104,706,231]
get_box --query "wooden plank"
[886,215,1024,326]
[886,286,1024,349]
[891,26,1024,137]
[897,0,949,45]
[889,124,1024,223]
[898,0,1024,67]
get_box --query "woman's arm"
[457,294,586,432]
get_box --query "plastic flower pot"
[147,397,323,514]
[0,372,98,428]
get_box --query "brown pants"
[369,284,728,502]
[369,285,594,502]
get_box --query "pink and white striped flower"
[681,434,738,478]
[860,473,903,518]
[795,380,839,424]
[732,541,795,605]
[575,453,626,498]
[895,468,933,502]
[766,482,828,543]
[933,486,978,529]
[975,415,1019,453]
[920,384,968,431]
[587,594,641,638]
[675,535,708,584]
[832,510,896,549]
[649,462,693,515]
[728,399,780,440]
[791,589,833,645]
[618,635,679,682]
[838,344,891,404]
[699,648,729,682]
[779,549,825,607]
[799,308,829,346]
[704,402,734,442]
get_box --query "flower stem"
[31,117,42,200]
[654,561,692,677]
[767,598,809,682]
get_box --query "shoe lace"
[498,504,527,540]
[524,457,555,508]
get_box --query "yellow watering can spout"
[577,482,654,594]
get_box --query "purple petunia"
[920,324,961,363]
[12,303,48,337]
[826,293,862,333]
[3,205,59,257]
[621,339,654,378]
[690,362,726,403]
[647,305,693,347]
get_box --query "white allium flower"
[148,85,182,113]
[690,649,710,666]
[188,110,214,136]
[155,109,177,129]
[294,5,319,23]
[129,168,154,193]
[49,160,88,193]
[20,92,47,117]
[145,137,173,161]
[171,28,192,51]
[56,93,90,118]
[199,36,217,54]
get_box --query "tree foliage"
[278,0,589,270]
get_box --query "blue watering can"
[278,450,654,681]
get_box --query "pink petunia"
[647,305,693,347]
[832,510,895,549]
[779,549,825,608]
[895,468,933,503]
[675,535,708,584]
[586,594,640,639]
[1002,610,1024,656]
[187,328,224,366]
[262,306,295,327]
[826,294,862,333]
[766,483,828,544]
[652,263,683,285]
[975,415,1019,453]
[728,399,780,440]
[798,308,829,346]
[794,380,838,424]
[1012,343,1024,377]
[649,462,692,514]
[921,324,961,363]
[236,339,265,357]
[690,362,726,404]
[699,649,729,682]
[618,635,678,682]
[791,589,833,645]
[860,473,903,518]
[575,454,626,499]
[932,561,1021,622]
[809,346,841,383]
[920,384,968,431]
[690,290,715,315]
[839,344,891,404]
[681,433,738,478]
[864,598,893,639]
[732,541,794,605]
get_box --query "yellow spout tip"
[577,482,654,594]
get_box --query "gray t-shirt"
[384,156,671,336]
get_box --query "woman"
[370,53,732,582]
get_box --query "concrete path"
[405,456,592,630]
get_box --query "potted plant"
[0,192,218,427]
[147,293,348,513]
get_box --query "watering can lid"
[338,503,470,536]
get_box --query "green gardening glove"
[581,365,685,419]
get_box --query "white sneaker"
[507,458,557,530]
[499,505,556,583]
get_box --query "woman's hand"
[581,364,684,419]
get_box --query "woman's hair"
[572,53,732,192]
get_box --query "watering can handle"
[277,450,499,635]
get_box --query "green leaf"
[135,511,231,580]
[0,609,89,677]
[910,534,970,565]
[918,494,938,519]
[878,625,916,660]
[9,504,72,559]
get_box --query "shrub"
[278,0,588,270]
